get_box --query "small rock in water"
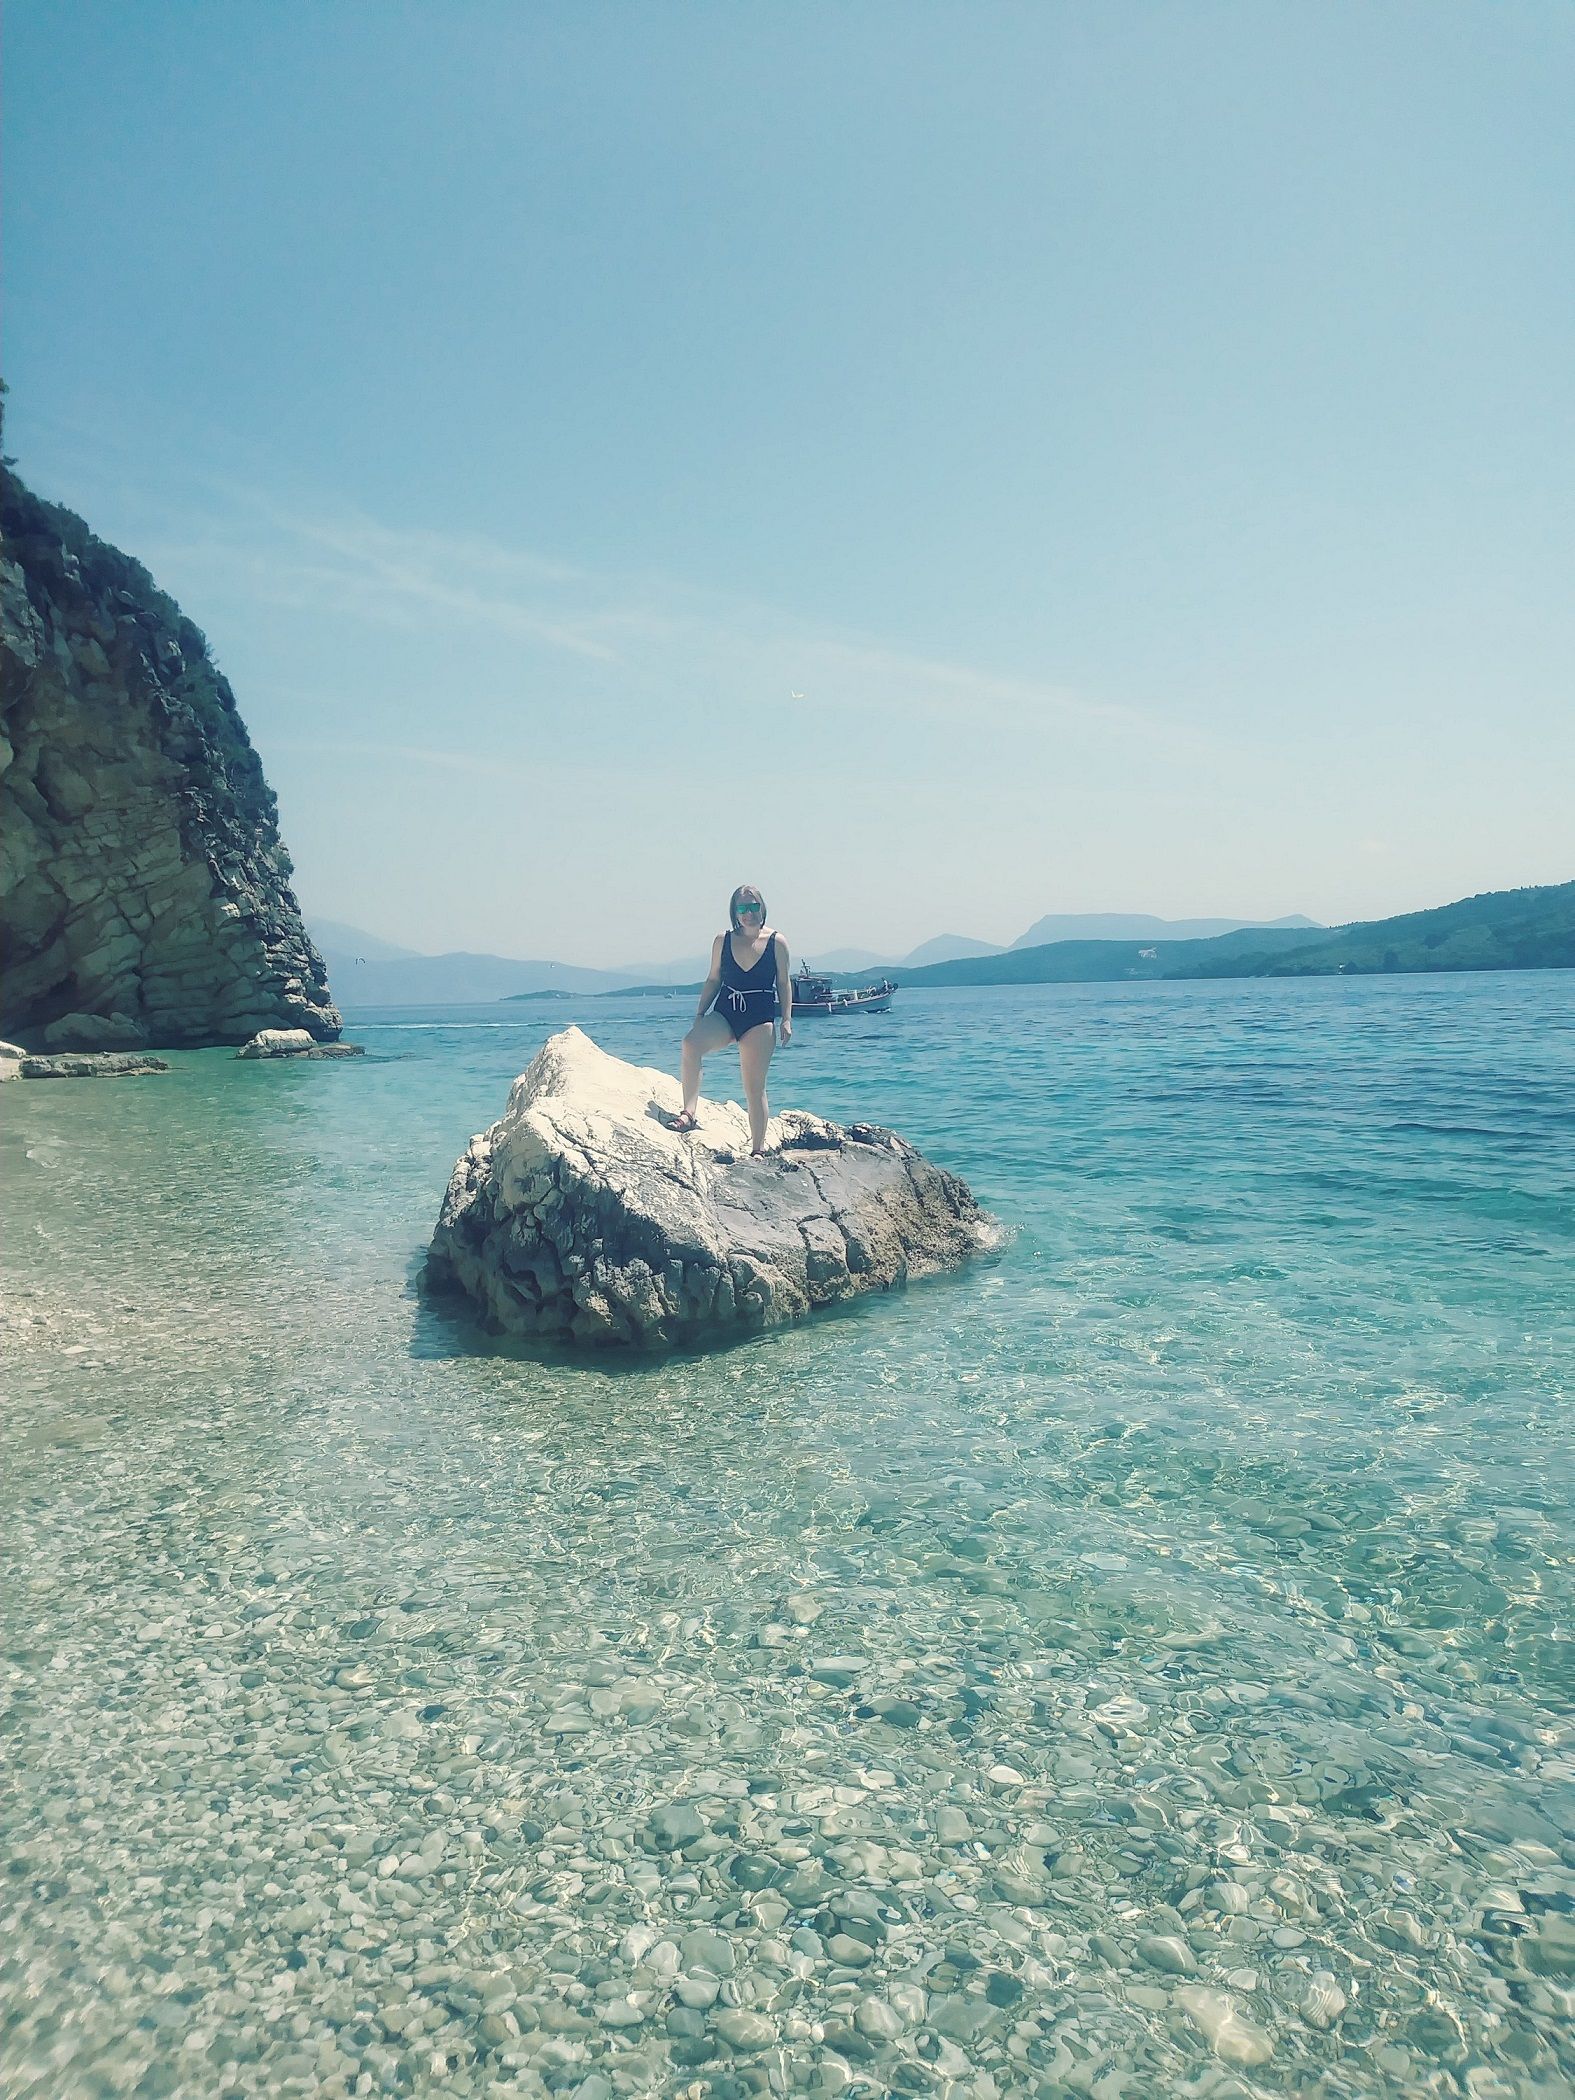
[827,1933,875,1969]
[1522,1915,1575,1978]
[680,1926,736,1977]
[810,1656,868,1687]
[711,2008,774,2052]
[854,1996,904,2041]
[1136,1933,1196,1975]
[650,1802,706,1851]
[1127,1983,1171,2011]
[729,1851,776,1890]
[1176,1986,1275,2068]
[1301,1973,1347,2029]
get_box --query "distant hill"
[901,934,1006,966]
[775,937,1004,972]
[307,915,649,1002]
[799,947,892,972]
[309,888,1569,1006]
[306,916,422,964]
[860,882,1572,988]
[609,953,716,985]
[1172,881,1575,979]
[330,950,641,1005]
[1010,911,1319,948]
[887,923,1323,988]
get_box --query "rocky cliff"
[0,465,339,1048]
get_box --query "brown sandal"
[670,1109,698,1133]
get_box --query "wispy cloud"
[143,487,1214,753]
[41,412,1230,765]
[143,499,624,663]
[261,509,623,662]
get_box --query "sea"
[2,973,1571,2100]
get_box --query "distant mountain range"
[843,882,1574,988]
[306,917,423,964]
[1011,911,1318,948]
[309,941,638,1004]
[311,887,1571,1007]
[308,911,1320,1006]
[1172,881,1574,981]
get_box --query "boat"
[790,966,899,1016]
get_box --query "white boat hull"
[792,991,896,1016]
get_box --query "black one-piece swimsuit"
[713,932,779,1040]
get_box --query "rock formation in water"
[426,1026,998,1349]
[19,1052,171,1080]
[235,1028,364,1061]
[0,461,340,1049]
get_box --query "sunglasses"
[737,902,764,917]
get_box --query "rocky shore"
[17,1052,170,1080]
[427,1028,997,1348]
[0,464,340,1050]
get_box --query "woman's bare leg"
[681,1013,733,1117]
[737,1022,776,1153]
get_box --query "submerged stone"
[1175,1986,1275,2067]
[424,1027,998,1349]
[650,1802,706,1851]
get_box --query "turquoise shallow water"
[2,974,1572,2099]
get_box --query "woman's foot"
[670,1109,698,1133]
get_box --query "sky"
[5,2,1573,967]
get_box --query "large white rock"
[235,1028,318,1059]
[426,1026,998,1350]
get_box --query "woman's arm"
[775,936,793,1042]
[694,935,724,1024]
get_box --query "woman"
[673,884,792,1155]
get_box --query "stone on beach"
[425,1025,998,1348]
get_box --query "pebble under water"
[2,973,1572,2100]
